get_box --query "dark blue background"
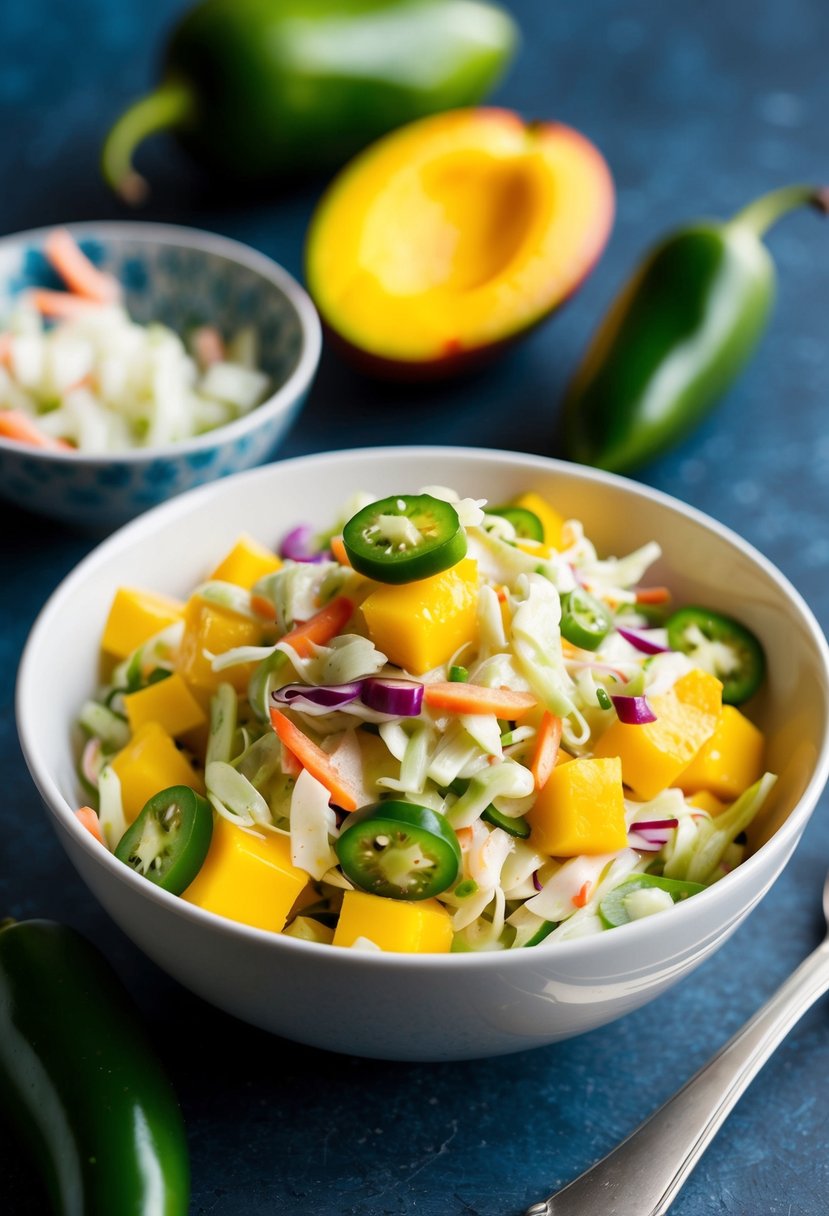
[2,1,829,1212]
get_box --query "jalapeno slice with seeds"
[488,505,545,542]
[559,587,612,651]
[342,493,466,584]
[666,605,765,704]
[598,874,705,929]
[335,799,461,900]
[114,785,213,895]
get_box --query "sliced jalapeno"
[524,920,557,947]
[598,874,705,929]
[334,799,461,900]
[342,493,466,584]
[488,505,545,542]
[666,605,765,704]
[482,803,530,839]
[114,785,213,895]
[559,587,612,651]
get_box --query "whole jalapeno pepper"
[102,0,518,202]
[563,184,829,473]
[0,918,190,1215]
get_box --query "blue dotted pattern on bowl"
[0,230,313,530]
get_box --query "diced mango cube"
[122,672,207,738]
[686,790,728,817]
[101,587,185,660]
[208,533,282,589]
[176,595,266,694]
[333,891,453,952]
[183,815,308,933]
[676,705,765,801]
[513,491,565,549]
[360,558,478,676]
[594,669,722,800]
[109,721,204,824]
[527,755,627,856]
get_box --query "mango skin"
[305,108,614,379]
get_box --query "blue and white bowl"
[0,222,321,529]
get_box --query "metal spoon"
[524,871,829,1216]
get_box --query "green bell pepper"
[102,0,518,201]
[563,184,829,473]
[0,918,190,1216]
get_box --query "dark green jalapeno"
[102,0,517,201]
[666,605,765,705]
[343,493,466,583]
[335,799,461,899]
[563,184,829,472]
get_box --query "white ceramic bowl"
[0,222,321,529]
[16,447,829,1060]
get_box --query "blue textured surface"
[2,0,829,1212]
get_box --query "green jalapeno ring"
[335,799,461,900]
[559,587,612,651]
[666,605,765,704]
[343,493,466,584]
[488,505,545,542]
[599,874,706,929]
[114,785,213,895]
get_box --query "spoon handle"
[526,940,829,1216]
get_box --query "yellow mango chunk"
[122,672,207,738]
[109,722,204,824]
[101,587,185,660]
[208,533,282,590]
[183,815,308,933]
[594,669,722,801]
[676,705,765,801]
[333,891,453,953]
[513,491,566,549]
[527,755,627,856]
[176,595,265,695]
[686,790,728,817]
[360,558,478,676]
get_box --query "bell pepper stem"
[101,80,196,205]
[731,183,829,238]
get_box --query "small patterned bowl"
[0,222,321,530]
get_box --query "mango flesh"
[305,108,614,376]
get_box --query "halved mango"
[305,108,614,376]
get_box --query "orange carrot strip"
[635,586,671,605]
[329,535,351,567]
[530,711,562,791]
[251,593,276,620]
[0,410,73,451]
[423,682,537,719]
[75,806,105,846]
[269,709,359,811]
[280,595,353,658]
[191,325,225,368]
[572,881,592,909]
[29,289,110,321]
[44,228,120,303]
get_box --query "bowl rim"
[0,219,322,464]
[16,444,829,968]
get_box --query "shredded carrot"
[75,806,105,846]
[530,711,562,791]
[251,593,276,620]
[280,595,353,658]
[0,410,73,451]
[424,682,537,719]
[280,745,303,779]
[329,535,351,567]
[29,289,109,321]
[0,333,12,366]
[572,881,592,908]
[455,827,474,850]
[43,229,120,304]
[269,709,359,811]
[191,325,225,368]
[635,585,671,605]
